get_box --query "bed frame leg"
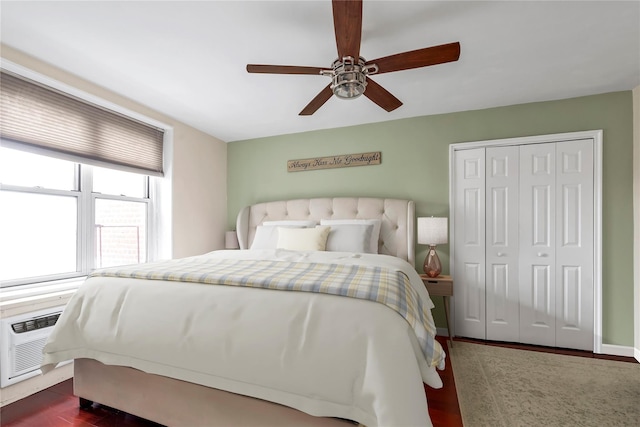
[79,397,93,410]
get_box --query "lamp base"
[423,245,442,278]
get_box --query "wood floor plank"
[425,336,463,427]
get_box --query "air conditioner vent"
[11,313,60,334]
[15,337,48,372]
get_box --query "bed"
[41,197,445,427]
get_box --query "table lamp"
[417,217,448,278]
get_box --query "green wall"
[228,91,635,347]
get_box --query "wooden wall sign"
[287,151,381,172]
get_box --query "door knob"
[537,252,548,257]
[497,252,505,257]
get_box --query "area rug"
[448,341,640,427]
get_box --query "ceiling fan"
[246,0,460,116]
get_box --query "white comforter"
[42,250,444,427]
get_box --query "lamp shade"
[225,231,240,249]
[417,217,448,245]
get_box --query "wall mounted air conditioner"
[0,306,70,387]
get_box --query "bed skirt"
[74,358,356,427]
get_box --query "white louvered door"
[452,137,595,350]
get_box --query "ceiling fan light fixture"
[330,56,374,99]
[333,73,366,99]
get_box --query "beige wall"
[0,44,228,258]
[171,124,227,258]
[634,85,639,361]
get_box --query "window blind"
[0,70,164,176]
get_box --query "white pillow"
[320,219,381,253]
[250,220,317,250]
[276,226,331,251]
[263,220,317,227]
[325,223,374,253]
[250,225,303,250]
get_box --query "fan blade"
[247,64,329,75]
[368,42,461,74]
[332,0,362,59]
[363,78,402,112]
[299,84,334,116]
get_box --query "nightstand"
[419,274,454,347]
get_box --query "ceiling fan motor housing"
[326,56,378,99]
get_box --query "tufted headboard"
[236,197,415,265]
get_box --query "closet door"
[453,148,486,339]
[452,135,597,350]
[485,146,520,342]
[519,143,557,347]
[555,139,594,351]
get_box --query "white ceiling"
[1,1,639,143]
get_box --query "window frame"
[0,60,173,292]
[92,190,151,270]
[0,154,156,288]
[0,181,85,285]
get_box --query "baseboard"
[599,343,636,358]
[0,362,73,407]
[449,335,636,359]
[436,327,449,337]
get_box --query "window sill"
[0,278,84,315]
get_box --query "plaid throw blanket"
[90,256,444,368]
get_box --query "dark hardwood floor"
[2,335,634,427]
[0,376,162,427]
[0,377,162,427]
[424,336,464,427]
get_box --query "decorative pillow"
[276,226,331,251]
[320,219,381,253]
[325,223,374,253]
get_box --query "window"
[0,66,171,290]
[0,147,157,287]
